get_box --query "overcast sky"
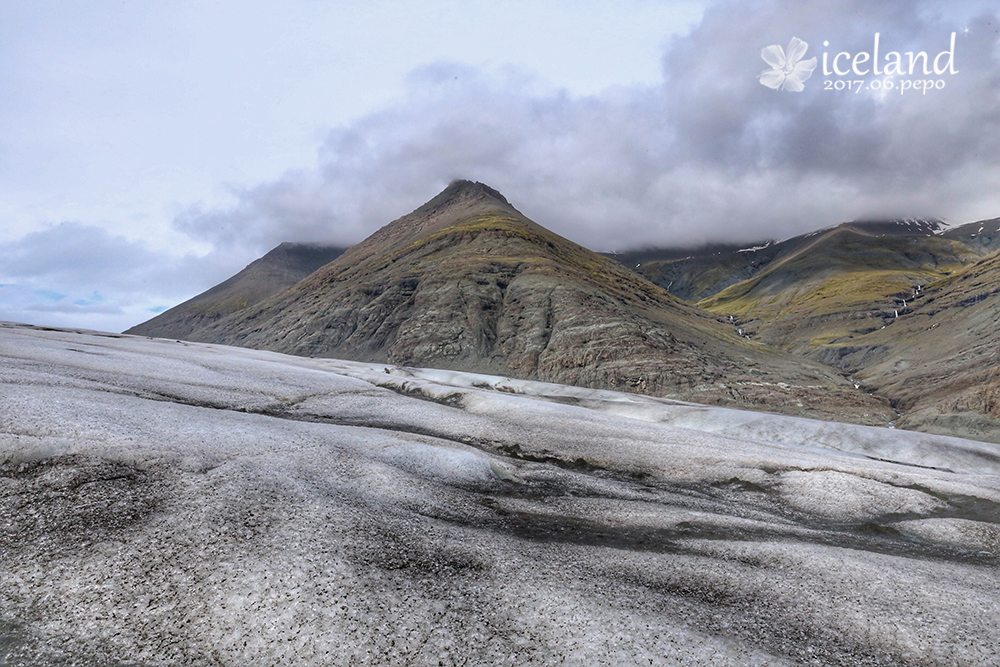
[2,0,999,332]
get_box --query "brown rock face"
[130,180,891,424]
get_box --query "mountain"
[615,219,959,304]
[126,242,346,340]
[697,222,976,352]
[603,241,780,302]
[941,217,1000,254]
[609,218,1000,441]
[814,247,1000,441]
[128,180,891,424]
[619,239,798,302]
[606,219,995,354]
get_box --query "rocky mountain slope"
[126,242,346,340]
[814,247,1000,442]
[619,220,960,305]
[613,218,1000,441]
[697,222,976,352]
[3,322,1000,666]
[941,217,1000,254]
[128,180,890,424]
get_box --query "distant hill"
[697,222,976,352]
[611,219,956,303]
[607,217,1000,441]
[125,242,346,340]
[127,180,891,424]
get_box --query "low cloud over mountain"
[177,0,1000,255]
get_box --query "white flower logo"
[759,37,817,92]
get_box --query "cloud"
[172,0,1000,254]
[0,222,240,331]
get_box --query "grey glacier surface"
[1,321,999,666]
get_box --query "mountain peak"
[413,179,512,217]
[449,178,509,201]
[327,180,520,269]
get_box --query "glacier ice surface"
[2,322,1000,666]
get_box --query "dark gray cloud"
[174,0,1000,255]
